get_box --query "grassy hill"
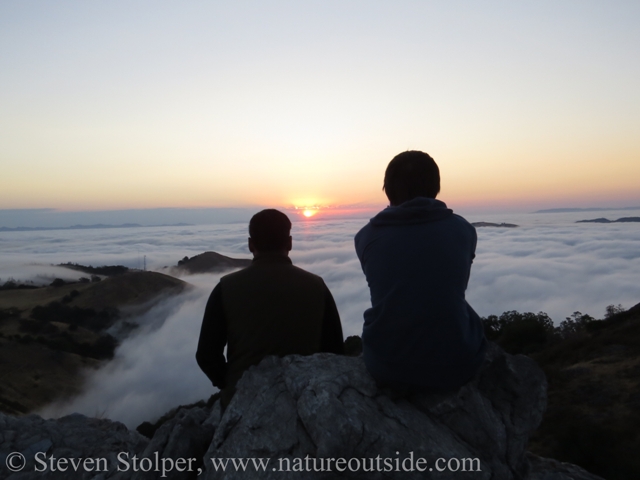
[0,270,186,313]
[529,307,640,479]
[0,271,189,415]
[485,304,640,479]
[166,251,251,275]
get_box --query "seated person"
[354,151,487,392]
[196,209,344,408]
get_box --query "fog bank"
[3,213,638,426]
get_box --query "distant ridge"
[576,217,640,224]
[534,206,640,213]
[0,223,192,232]
[471,222,518,228]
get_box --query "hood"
[370,197,453,226]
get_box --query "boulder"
[203,343,547,479]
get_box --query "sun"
[293,203,322,218]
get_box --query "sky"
[1,1,639,216]
[18,214,638,427]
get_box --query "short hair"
[383,151,440,205]
[249,209,292,252]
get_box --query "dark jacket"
[196,254,344,407]
[354,197,486,390]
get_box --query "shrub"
[30,302,118,332]
[1,279,18,290]
[61,289,81,304]
[557,311,596,338]
[0,308,20,321]
[605,304,625,319]
[481,311,555,355]
[344,335,363,356]
[19,319,59,335]
[0,279,39,291]
[92,334,118,359]
[60,263,129,276]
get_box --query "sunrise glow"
[1,3,639,213]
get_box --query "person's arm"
[464,226,478,289]
[320,283,344,354]
[195,283,228,388]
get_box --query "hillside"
[529,306,640,479]
[0,270,186,312]
[166,251,252,275]
[0,271,189,415]
[484,304,640,479]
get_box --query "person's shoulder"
[356,220,374,235]
[288,264,325,285]
[354,221,375,246]
[450,213,474,227]
[448,213,477,237]
[219,265,252,284]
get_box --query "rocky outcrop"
[204,343,545,479]
[1,344,604,479]
[0,412,147,479]
[125,404,220,480]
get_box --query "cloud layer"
[2,212,639,426]
[39,279,219,428]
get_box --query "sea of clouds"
[1,210,639,427]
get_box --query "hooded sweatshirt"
[354,197,486,390]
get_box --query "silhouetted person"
[355,151,486,392]
[197,209,344,409]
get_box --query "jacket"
[354,197,486,390]
[196,253,344,407]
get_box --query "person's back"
[197,209,344,408]
[355,151,486,392]
[220,254,333,391]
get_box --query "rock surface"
[0,413,147,479]
[1,344,604,479]
[526,453,605,480]
[204,343,545,479]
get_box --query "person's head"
[248,209,292,255]
[383,150,440,206]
